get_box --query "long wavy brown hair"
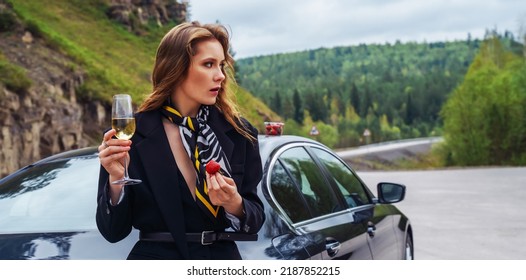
[138,21,255,141]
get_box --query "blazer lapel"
[133,110,189,258]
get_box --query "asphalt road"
[358,167,526,260]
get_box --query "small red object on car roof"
[264,122,284,136]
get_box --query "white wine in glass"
[111,94,141,185]
[112,118,136,140]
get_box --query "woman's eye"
[204,62,213,68]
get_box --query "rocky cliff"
[108,0,187,34]
[0,0,187,178]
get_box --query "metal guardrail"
[335,137,443,159]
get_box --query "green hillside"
[237,40,481,146]
[6,0,278,131]
[236,33,522,148]
[10,0,159,102]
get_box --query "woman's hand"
[98,129,131,201]
[206,172,244,218]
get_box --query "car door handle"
[325,238,341,257]
[367,222,376,237]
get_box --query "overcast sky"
[188,0,525,58]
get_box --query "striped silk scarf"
[161,104,232,222]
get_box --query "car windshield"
[0,156,99,233]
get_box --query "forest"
[235,32,521,150]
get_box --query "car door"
[267,144,372,260]
[309,146,402,259]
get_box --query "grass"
[346,142,447,171]
[6,0,277,129]
[393,152,444,170]
[0,52,32,94]
[9,0,171,103]
[233,84,281,132]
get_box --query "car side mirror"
[377,182,406,204]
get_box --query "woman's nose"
[214,68,225,81]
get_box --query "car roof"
[0,134,325,182]
[258,134,320,146]
[36,134,325,164]
[258,134,325,157]
[33,146,99,163]
[0,147,99,183]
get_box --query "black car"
[0,134,413,260]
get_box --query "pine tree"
[350,82,360,116]
[292,89,304,124]
[272,90,282,115]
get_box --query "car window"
[270,146,340,223]
[310,147,372,208]
[0,156,99,233]
[269,161,311,223]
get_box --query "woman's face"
[173,38,226,116]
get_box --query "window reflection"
[270,161,310,223]
[270,147,340,224]
[311,147,371,208]
[0,156,99,233]
[0,162,69,199]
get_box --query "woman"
[96,21,265,259]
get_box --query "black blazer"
[96,107,265,259]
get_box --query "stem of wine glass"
[123,155,130,180]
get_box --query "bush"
[0,56,32,94]
[440,38,526,166]
[0,10,17,32]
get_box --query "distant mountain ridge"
[235,34,521,148]
[236,39,483,145]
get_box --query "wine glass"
[111,94,142,185]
